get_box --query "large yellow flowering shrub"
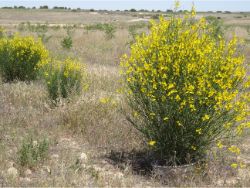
[0,35,48,81]
[121,13,250,165]
[43,58,85,101]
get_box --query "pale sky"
[0,0,250,11]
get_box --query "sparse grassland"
[0,9,249,186]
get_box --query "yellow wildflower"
[100,97,110,104]
[228,145,241,155]
[217,141,224,149]
[133,111,139,117]
[175,0,180,9]
[177,121,182,127]
[163,117,169,121]
[191,145,197,150]
[230,163,238,169]
[148,140,156,146]
[175,94,181,101]
[202,114,210,121]
[240,162,246,168]
[196,128,202,135]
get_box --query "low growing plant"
[84,23,105,31]
[128,22,147,41]
[103,24,116,39]
[84,23,116,39]
[17,22,49,33]
[0,35,48,82]
[121,10,250,165]
[0,26,6,38]
[63,24,77,36]
[61,25,76,49]
[17,22,26,32]
[38,33,52,43]
[18,137,49,168]
[205,16,224,39]
[43,58,85,101]
[61,35,73,49]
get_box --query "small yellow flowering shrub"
[43,58,85,101]
[0,35,48,82]
[121,13,250,165]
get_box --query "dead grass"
[0,10,250,187]
[0,9,136,24]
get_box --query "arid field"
[0,9,250,186]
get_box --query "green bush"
[63,24,76,36]
[52,25,61,31]
[205,16,224,39]
[151,14,160,20]
[61,35,73,49]
[121,12,250,165]
[103,24,116,39]
[17,22,26,31]
[84,23,116,39]
[43,58,85,101]
[18,137,49,168]
[128,22,147,41]
[38,33,52,43]
[84,23,105,31]
[0,35,49,82]
[17,22,49,33]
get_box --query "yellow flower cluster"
[120,10,249,163]
[44,58,85,100]
[122,17,248,115]
[0,34,48,81]
[148,140,156,146]
[121,16,249,124]
[2,35,48,64]
[228,145,241,155]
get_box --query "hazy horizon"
[0,0,250,12]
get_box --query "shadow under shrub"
[43,58,85,101]
[0,35,48,82]
[120,11,250,166]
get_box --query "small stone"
[7,167,18,178]
[24,169,32,176]
[79,152,88,162]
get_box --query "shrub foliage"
[0,35,48,82]
[84,23,116,39]
[61,36,73,49]
[43,58,85,101]
[18,137,49,168]
[121,13,250,165]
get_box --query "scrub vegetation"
[0,4,249,187]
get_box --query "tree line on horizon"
[0,5,240,14]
